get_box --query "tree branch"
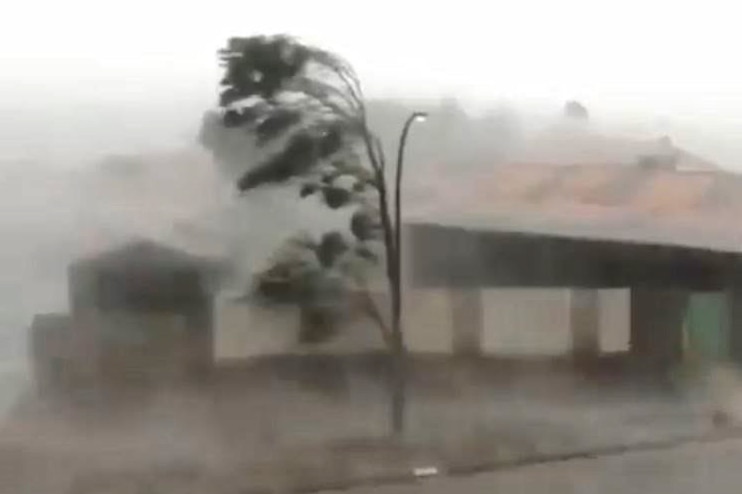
[332,66,363,110]
[360,123,382,175]
[356,121,396,317]
[373,135,387,174]
[288,77,357,119]
[355,285,393,348]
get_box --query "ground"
[348,435,742,494]
[0,356,734,493]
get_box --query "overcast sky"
[3,0,742,116]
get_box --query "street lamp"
[393,111,428,337]
[390,110,427,435]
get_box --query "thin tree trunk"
[371,153,407,437]
[390,325,406,436]
[361,125,406,438]
[390,174,405,437]
[384,187,406,437]
[355,283,393,347]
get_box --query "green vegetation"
[205,34,416,435]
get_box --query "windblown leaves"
[236,120,352,191]
[355,244,378,262]
[255,256,314,304]
[237,132,317,191]
[286,77,358,117]
[318,124,344,157]
[351,209,382,241]
[215,34,368,192]
[219,35,311,102]
[317,232,349,268]
[299,305,338,344]
[253,228,382,345]
[215,35,390,346]
[254,108,303,145]
[322,187,352,209]
[299,182,320,198]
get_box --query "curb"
[240,426,742,494]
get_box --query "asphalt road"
[344,436,742,494]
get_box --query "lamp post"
[390,111,427,435]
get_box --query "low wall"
[213,288,454,362]
[214,287,631,362]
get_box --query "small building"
[32,240,224,392]
[404,157,742,375]
[30,313,77,394]
[216,158,742,373]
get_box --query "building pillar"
[726,286,742,364]
[630,288,688,373]
[186,298,215,379]
[450,288,484,357]
[570,288,600,367]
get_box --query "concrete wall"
[89,310,186,381]
[213,287,631,361]
[630,288,688,371]
[31,314,74,392]
[481,288,572,356]
[598,289,631,353]
[402,288,454,353]
[71,307,212,383]
[214,288,454,362]
[30,312,101,392]
[214,226,631,362]
[479,288,629,357]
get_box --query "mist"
[3,63,742,494]
[1,93,741,406]
[5,2,742,490]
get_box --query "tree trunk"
[390,345,406,436]
[389,179,406,437]
[362,125,407,438]
[372,156,407,437]
[390,290,406,436]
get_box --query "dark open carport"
[408,214,742,372]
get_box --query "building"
[31,240,224,392]
[216,125,737,367]
[32,134,742,387]
[401,148,742,373]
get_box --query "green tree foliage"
[216,35,377,196]
[201,92,523,185]
[203,35,528,437]
[212,34,395,346]
[252,232,387,344]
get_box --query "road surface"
[345,436,742,494]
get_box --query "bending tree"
[210,34,424,435]
[252,232,389,347]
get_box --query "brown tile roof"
[517,127,719,171]
[408,161,742,254]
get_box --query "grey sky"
[5,0,742,169]
[3,0,742,115]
